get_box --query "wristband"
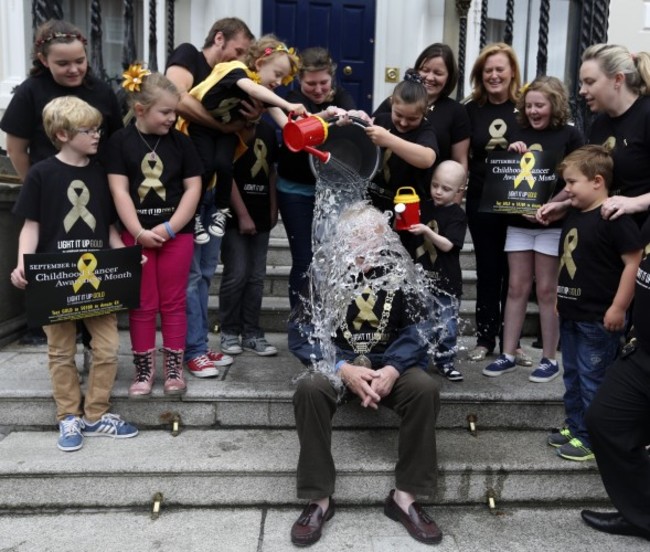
[335,360,345,373]
[134,228,145,244]
[163,221,176,239]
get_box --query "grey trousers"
[293,367,441,499]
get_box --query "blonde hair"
[246,34,300,85]
[42,96,102,149]
[516,76,571,128]
[558,145,613,190]
[470,42,522,105]
[582,43,650,96]
[125,71,180,111]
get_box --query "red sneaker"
[206,349,234,367]
[186,354,219,378]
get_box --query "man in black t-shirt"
[581,216,650,541]
[165,17,257,378]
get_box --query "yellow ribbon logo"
[72,253,101,292]
[63,180,96,232]
[416,220,439,265]
[382,149,392,183]
[210,97,241,123]
[485,118,508,150]
[138,153,166,202]
[250,138,269,178]
[513,152,536,189]
[559,228,578,279]
[353,287,379,330]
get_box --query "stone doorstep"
[0,428,607,509]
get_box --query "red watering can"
[393,187,421,231]
[283,112,331,163]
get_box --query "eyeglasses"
[75,127,103,136]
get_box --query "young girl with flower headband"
[176,34,306,243]
[481,76,584,383]
[106,70,202,398]
[1,19,122,180]
[365,69,438,216]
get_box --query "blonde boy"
[10,96,138,452]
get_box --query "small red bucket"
[283,113,329,152]
[393,187,420,230]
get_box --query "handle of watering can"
[323,114,372,128]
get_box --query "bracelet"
[134,228,145,244]
[335,360,345,373]
[163,221,176,239]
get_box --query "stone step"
[2,505,645,552]
[0,334,561,431]
[0,427,606,509]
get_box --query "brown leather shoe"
[290,499,335,546]
[384,489,442,544]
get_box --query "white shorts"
[504,226,561,256]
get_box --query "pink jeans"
[122,231,194,351]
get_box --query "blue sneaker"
[529,357,560,383]
[57,415,83,452]
[482,354,516,377]
[82,413,139,439]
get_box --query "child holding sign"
[483,76,583,381]
[10,96,138,452]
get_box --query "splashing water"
[294,154,455,392]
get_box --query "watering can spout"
[304,146,331,163]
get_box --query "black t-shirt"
[277,87,356,185]
[411,201,467,297]
[465,99,518,200]
[0,71,123,167]
[165,43,212,84]
[13,157,115,254]
[374,95,470,168]
[229,121,279,232]
[367,112,439,211]
[508,124,585,229]
[199,66,251,124]
[632,216,650,352]
[557,207,642,321]
[588,95,650,200]
[105,125,204,233]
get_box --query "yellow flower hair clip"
[519,82,531,96]
[122,63,151,92]
[262,43,300,86]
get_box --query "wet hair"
[202,17,254,49]
[42,96,102,149]
[125,71,180,111]
[413,43,459,99]
[245,34,300,85]
[298,47,337,102]
[470,42,522,105]
[516,75,571,128]
[582,43,650,96]
[558,145,613,190]
[391,69,428,115]
[30,19,88,77]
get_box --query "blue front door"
[262,0,376,113]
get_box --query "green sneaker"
[547,427,573,448]
[557,437,595,461]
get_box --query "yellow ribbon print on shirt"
[513,152,536,189]
[353,288,379,330]
[485,118,509,150]
[138,153,166,202]
[73,253,101,292]
[250,139,269,178]
[559,228,578,279]
[63,180,96,232]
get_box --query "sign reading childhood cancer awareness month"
[479,151,560,215]
[24,246,142,327]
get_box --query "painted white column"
[0,0,28,110]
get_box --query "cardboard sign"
[479,151,560,215]
[24,246,141,327]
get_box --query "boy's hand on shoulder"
[10,266,28,289]
[603,305,626,332]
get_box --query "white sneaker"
[208,208,231,237]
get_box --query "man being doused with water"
[288,202,442,546]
